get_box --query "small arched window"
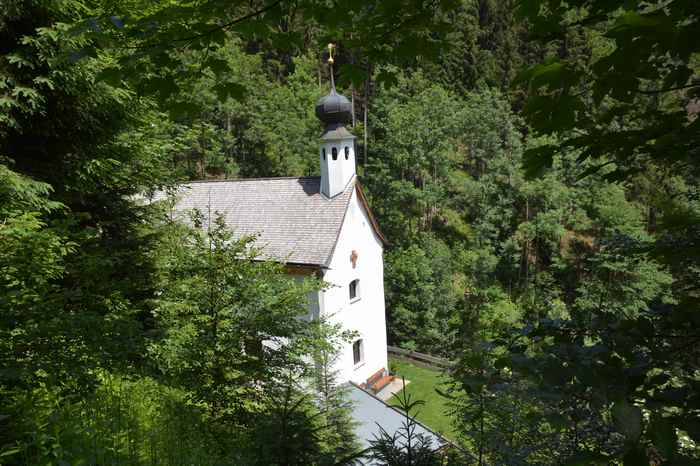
[332,147,338,160]
[322,148,326,160]
[353,339,363,366]
[349,279,360,301]
[344,146,350,160]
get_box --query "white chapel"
[162,65,391,389]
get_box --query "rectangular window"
[353,339,363,366]
[349,279,359,301]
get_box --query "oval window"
[332,147,338,160]
[345,146,350,160]
[322,148,326,160]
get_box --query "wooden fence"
[387,345,454,369]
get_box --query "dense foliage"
[2,0,698,464]
[485,1,700,464]
[1,2,358,464]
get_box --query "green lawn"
[388,357,458,439]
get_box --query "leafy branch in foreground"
[68,0,460,109]
[516,0,699,181]
[503,1,700,463]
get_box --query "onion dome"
[315,87,352,125]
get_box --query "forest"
[1,0,699,464]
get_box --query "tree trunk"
[525,197,530,286]
[351,85,356,127]
[363,63,372,169]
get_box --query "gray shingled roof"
[157,176,354,267]
[347,384,447,464]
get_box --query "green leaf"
[606,11,670,37]
[526,60,564,89]
[0,447,21,457]
[203,57,229,75]
[522,144,556,179]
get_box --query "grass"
[388,357,458,440]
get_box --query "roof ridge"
[161,175,376,267]
[183,176,320,184]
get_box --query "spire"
[315,43,356,199]
[327,43,336,91]
[315,43,352,127]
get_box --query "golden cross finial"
[327,43,335,65]
[327,43,336,89]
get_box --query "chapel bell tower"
[315,44,356,199]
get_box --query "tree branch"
[376,0,439,43]
[177,0,283,44]
[635,83,699,95]
[122,0,284,51]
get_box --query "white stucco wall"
[320,139,356,198]
[319,186,388,384]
